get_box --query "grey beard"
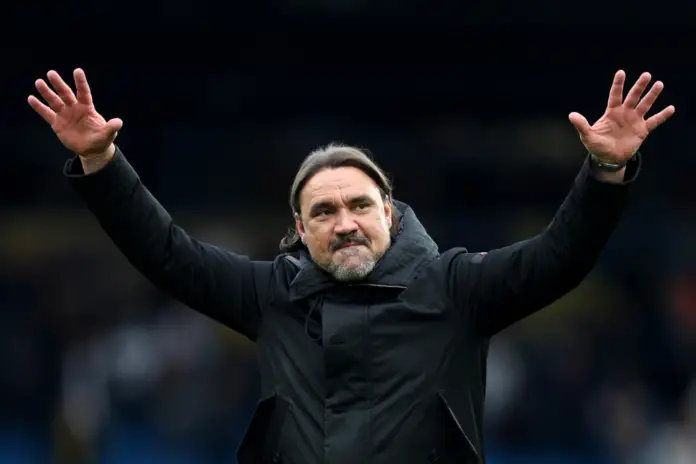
[327,257,376,282]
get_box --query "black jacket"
[64,147,640,464]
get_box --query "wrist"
[589,153,630,172]
[79,143,116,160]
[79,144,116,174]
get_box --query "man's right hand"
[28,69,122,164]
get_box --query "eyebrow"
[348,195,374,206]
[308,195,375,217]
[308,201,334,217]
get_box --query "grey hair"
[279,142,397,252]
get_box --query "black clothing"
[64,147,640,463]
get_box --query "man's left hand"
[568,70,675,164]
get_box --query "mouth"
[337,242,364,250]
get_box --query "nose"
[333,209,359,235]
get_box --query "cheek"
[305,225,332,250]
[363,217,391,244]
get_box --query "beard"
[327,245,377,282]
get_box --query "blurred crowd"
[1,113,694,464]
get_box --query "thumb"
[568,112,591,137]
[104,118,123,139]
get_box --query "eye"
[354,203,370,212]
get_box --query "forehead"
[300,167,381,205]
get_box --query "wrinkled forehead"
[300,167,382,209]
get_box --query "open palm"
[569,70,675,163]
[27,69,122,157]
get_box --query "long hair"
[279,143,398,252]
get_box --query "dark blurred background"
[1,4,695,463]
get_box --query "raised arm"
[28,69,272,341]
[447,70,675,337]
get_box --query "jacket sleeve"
[64,146,273,341]
[448,154,641,337]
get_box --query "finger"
[607,70,626,108]
[47,70,77,105]
[568,112,591,137]
[623,72,651,108]
[646,105,675,132]
[635,80,664,117]
[104,118,123,138]
[27,95,56,125]
[73,68,93,106]
[35,79,65,112]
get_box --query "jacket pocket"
[237,393,289,464]
[429,391,479,463]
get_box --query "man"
[28,68,674,464]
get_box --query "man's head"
[279,143,398,282]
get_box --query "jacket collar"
[287,200,440,302]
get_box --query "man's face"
[296,167,393,282]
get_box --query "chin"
[329,257,376,282]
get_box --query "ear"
[295,213,306,243]
[384,200,393,228]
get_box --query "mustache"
[329,234,370,252]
